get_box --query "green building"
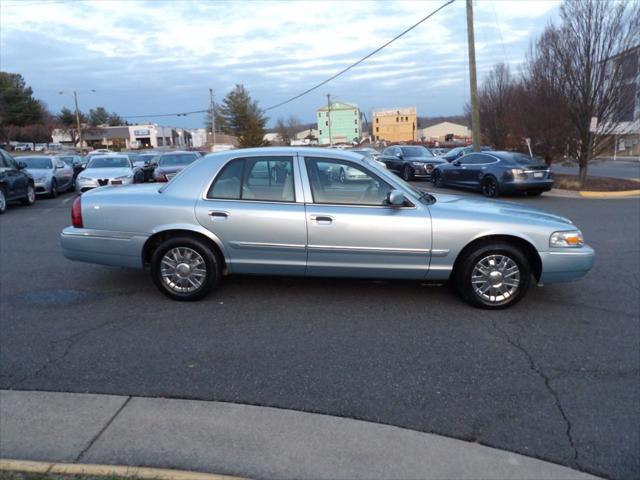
[317,101,362,145]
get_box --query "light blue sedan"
[60,147,594,308]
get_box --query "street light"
[58,89,96,151]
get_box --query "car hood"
[432,192,574,226]
[81,168,132,179]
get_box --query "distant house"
[263,132,282,144]
[419,121,471,143]
[372,107,417,142]
[295,128,318,141]
[317,102,362,145]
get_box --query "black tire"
[454,241,531,309]
[49,179,58,198]
[134,172,143,184]
[150,236,221,301]
[21,183,36,206]
[0,187,6,214]
[402,164,413,181]
[481,176,499,198]
[432,169,443,187]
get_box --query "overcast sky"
[1,0,560,129]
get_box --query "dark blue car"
[432,151,553,197]
[0,149,36,213]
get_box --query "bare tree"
[514,26,574,164]
[477,63,515,149]
[551,0,639,187]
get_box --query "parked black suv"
[0,149,36,214]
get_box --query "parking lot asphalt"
[1,186,638,480]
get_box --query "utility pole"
[73,91,83,151]
[466,0,481,151]
[326,93,333,146]
[209,88,216,151]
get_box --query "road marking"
[0,459,246,480]
[580,189,640,199]
[61,196,74,205]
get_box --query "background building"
[419,121,472,143]
[372,107,417,142]
[317,101,361,145]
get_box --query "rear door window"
[207,156,295,202]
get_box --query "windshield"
[159,153,198,166]
[87,157,131,169]
[21,157,52,169]
[401,146,434,158]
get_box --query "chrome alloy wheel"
[471,254,520,303]
[0,189,6,212]
[160,247,207,294]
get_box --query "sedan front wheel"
[455,241,531,309]
[151,236,221,301]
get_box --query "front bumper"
[412,164,440,178]
[538,245,595,284]
[76,177,134,193]
[34,180,51,194]
[60,227,149,269]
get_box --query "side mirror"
[452,160,461,167]
[387,190,406,207]
[395,152,403,159]
[17,161,26,170]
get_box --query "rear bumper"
[60,227,149,269]
[538,245,595,284]
[501,179,554,192]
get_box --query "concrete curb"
[579,189,640,199]
[0,459,246,480]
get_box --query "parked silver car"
[20,155,74,197]
[76,155,142,193]
[61,147,595,308]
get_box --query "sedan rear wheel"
[151,236,221,301]
[455,241,531,309]
[49,179,58,198]
[481,176,499,198]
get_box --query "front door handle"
[310,215,334,224]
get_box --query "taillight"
[71,196,83,228]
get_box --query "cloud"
[0,0,560,126]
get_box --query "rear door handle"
[310,215,334,224]
[208,211,229,221]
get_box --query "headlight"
[114,174,133,180]
[77,176,90,181]
[511,168,524,176]
[550,230,584,248]
[34,176,47,183]
[411,161,424,167]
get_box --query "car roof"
[202,146,367,162]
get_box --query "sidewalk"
[0,389,599,480]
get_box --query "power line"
[263,0,455,112]
[121,109,208,119]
